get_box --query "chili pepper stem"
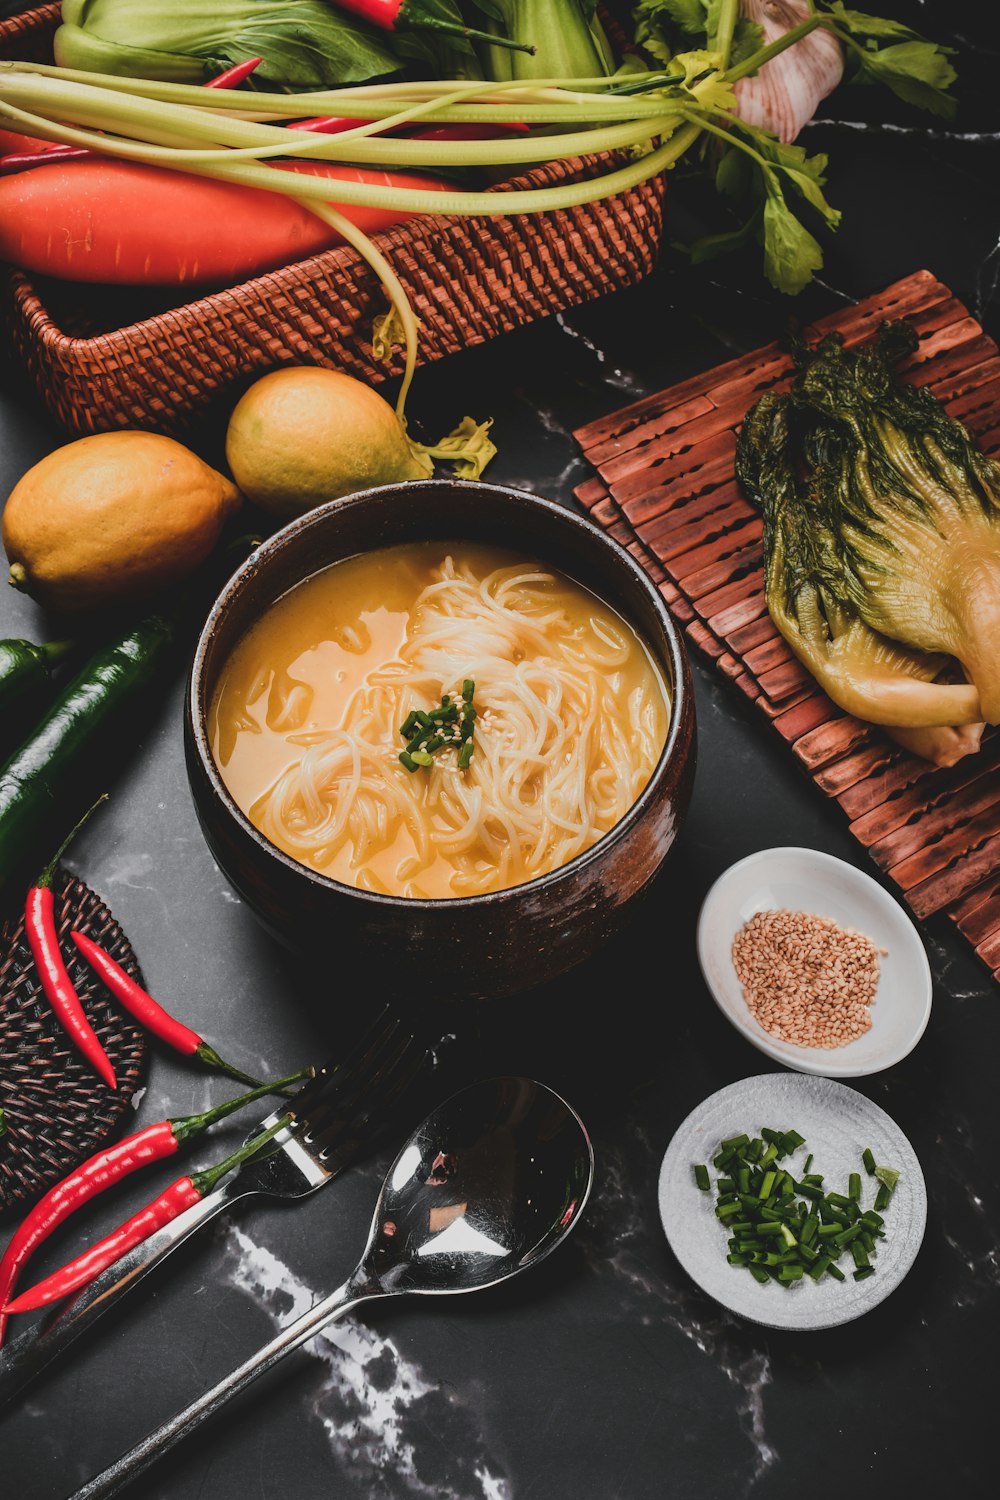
[407,18,534,54]
[193,1042,268,1090]
[191,1113,294,1197]
[34,791,108,889]
[171,1070,313,1143]
[40,638,74,666]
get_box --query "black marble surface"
[1,5,998,1497]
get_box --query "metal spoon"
[68,1075,595,1500]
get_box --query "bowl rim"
[187,477,692,911]
[695,844,933,1077]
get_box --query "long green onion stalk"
[0,0,956,452]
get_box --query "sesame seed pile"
[731,909,885,1049]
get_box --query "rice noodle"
[241,552,668,898]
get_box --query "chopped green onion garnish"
[399,682,478,772]
[694,1127,902,1295]
[862,1147,877,1175]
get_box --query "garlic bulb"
[733,0,844,143]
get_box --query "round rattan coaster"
[0,867,149,1215]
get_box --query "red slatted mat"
[572,269,1000,986]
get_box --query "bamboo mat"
[572,269,1000,985]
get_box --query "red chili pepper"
[0,58,262,176]
[330,0,532,52]
[203,56,263,89]
[25,800,116,1091]
[289,115,528,139]
[3,1113,292,1314]
[0,1070,308,1343]
[70,930,264,1089]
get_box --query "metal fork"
[0,1002,454,1411]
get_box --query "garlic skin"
[733,0,844,142]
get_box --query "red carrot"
[0,158,453,285]
[3,1114,292,1315]
[24,800,115,1091]
[0,1071,309,1344]
[70,930,263,1088]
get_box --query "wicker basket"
[0,6,666,439]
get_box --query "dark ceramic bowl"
[185,479,696,1002]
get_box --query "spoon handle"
[66,1271,378,1500]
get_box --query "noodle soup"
[209,540,670,899]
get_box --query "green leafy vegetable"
[736,319,1000,742]
[475,0,615,81]
[54,0,405,91]
[825,3,958,118]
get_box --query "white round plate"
[696,846,933,1077]
[658,1073,927,1330]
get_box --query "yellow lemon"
[224,366,432,520]
[2,429,242,614]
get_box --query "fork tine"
[257,1001,403,1134]
[302,1028,431,1161]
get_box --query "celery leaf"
[851,40,958,119]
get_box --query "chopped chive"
[803,1153,813,1174]
[698,1128,900,1295]
[862,1147,877,1175]
[694,1163,711,1191]
[399,683,478,774]
[853,1266,876,1281]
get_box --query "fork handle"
[0,1179,240,1412]
[68,1271,381,1500]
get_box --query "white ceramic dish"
[658,1073,927,1330]
[696,846,933,1078]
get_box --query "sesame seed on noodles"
[731,909,886,1049]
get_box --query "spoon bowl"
[71,1076,595,1500]
[362,1074,594,1298]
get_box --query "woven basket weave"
[0,6,667,439]
[0,869,149,1215]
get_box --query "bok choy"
[736,321,1000,758]
[54,0,405,90]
